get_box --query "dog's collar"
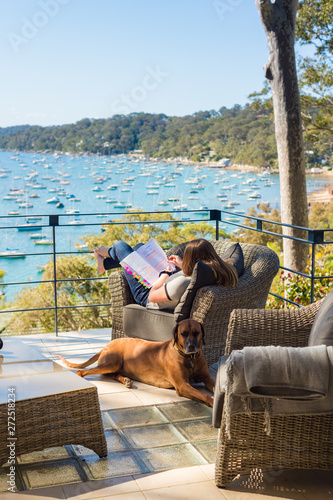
[174,345,199,360]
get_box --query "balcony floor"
[0,328,332,500]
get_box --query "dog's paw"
[77,370,84,378]
[124,377,133,388]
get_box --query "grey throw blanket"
[244,345,329,399]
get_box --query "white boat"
[0,249,26,258]
[18,202,33,208]
[17,224,42,231]
[76,243,89,251]
[65,209,80,214]
[25,217,42,223]
[225,216,240,222]
[68,219,84,225]
[46,197,60,204]
[34,238,53,245]
[3,195,17,200]
[247,192,262,200]
[126,206,143,212]
[29,233,44,239]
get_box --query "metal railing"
[0,209,332,335]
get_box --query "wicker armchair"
[108,240,280,367]
[214,298,333,488]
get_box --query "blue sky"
[0,0,309,127]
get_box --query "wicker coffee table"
[0,339,107,466]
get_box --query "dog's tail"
[57,351,102,368]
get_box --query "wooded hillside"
[0,104,330,168]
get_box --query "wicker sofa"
[214,298,333,488]
[108,240,279,367]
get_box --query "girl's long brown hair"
[182,239,238,287]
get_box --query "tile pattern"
[0,402,218,491]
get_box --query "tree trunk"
[255,0,309,272]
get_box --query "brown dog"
[57,319,215,407]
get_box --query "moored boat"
[0,249,26,258]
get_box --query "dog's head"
[173,319,205,354]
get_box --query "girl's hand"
[167,254,183,269]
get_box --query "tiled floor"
[1,329,332,499]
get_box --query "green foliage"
[234,199,333,309]
[267,267,332,308]
[308,200,333,234]
[82,213,229,251]
[296,0,333,55]
[234,203,283,250]
[265,200,333,309]
[8,255,110,334]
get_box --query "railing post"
[49,215,59,336]
[308,229,324,304]
[210,210,221,241]
[310,243,316,304]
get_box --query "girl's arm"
[148,273,170,303]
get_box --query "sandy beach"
[306,171,333,204]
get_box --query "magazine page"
[120,250,160,288]
[136,238,175,274]
[120,238,175,288]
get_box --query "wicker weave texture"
[108,241,280,366]
[0,387,107,466]
[215,412,333,488]
[225,298,324,354]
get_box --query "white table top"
[0,339,96,404]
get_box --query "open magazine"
[120,238,176,289]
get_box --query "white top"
[146,271,191,311]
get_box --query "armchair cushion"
[174,243,244,323]
[308,289,333,347]
[174,261,218,323]
[221,242,244,277]
[123,304,175,341]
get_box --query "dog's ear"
[173,324,179,346]
[200,323,205,345]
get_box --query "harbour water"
[0,150,331,300]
